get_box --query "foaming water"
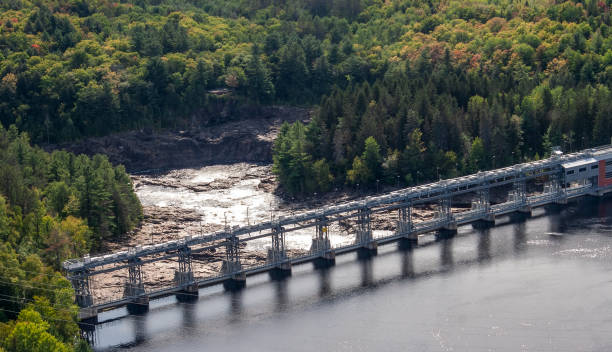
[135,164,353,250]
[88,196,612,351]
[137,174,276,226]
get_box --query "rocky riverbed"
[91,162,458,304]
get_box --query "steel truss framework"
[311,217,331,254]
[124,258,145,298]
[174,246,194,288]
[268,225,287,263]
[63,145,612,311]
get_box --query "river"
[90,165,612,351]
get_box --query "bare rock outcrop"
[49,106,311,172]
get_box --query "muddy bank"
[50,106,311,172]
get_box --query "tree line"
[270,0,612,194]
[0,0,379,142]
[3,0,612,144]
[274,47,612,194]
[0,124,142,351]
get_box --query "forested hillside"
[272,0,612,194]
[2,0,612,194]
[1,0,385,142]
[0,124,142,351]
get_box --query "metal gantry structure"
[64,145,612,321]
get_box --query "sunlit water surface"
[135,164,357,250]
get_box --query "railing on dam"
[63,145,612,320]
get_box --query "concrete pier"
[517,206,532,216]
[398,237,418,250]
[223,273,247,291]
[313,251,336,269]
[176,287,199,302]
[221,260,246,290]
[175,274,199,302]
[127,296,149,314]
[269,262,292,280]
[472,214,496,229]
[437,228,457,239]
[357,243,378,259]
[78,307,98,324]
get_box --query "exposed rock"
[48,106,311,172]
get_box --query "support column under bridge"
[174,246,197,300]
[510,174,532,217]
[355,207,377,255]
[221,235,245,290]
[310,216,335,267]
[267,224,291,278]
[70,270,97,322]
[124,257,149,313]
[472,186,495,228]
[545,172,567,205]
[397,205,417,248]
[437,196,457,237]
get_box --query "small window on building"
[606,171,612,179]
[579,167,587,172]
[592,164,599,169]
[567,170,574,175]
[606,160,612,166]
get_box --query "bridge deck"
[63,144,612,316]
[90,184,610,313]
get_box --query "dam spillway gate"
[64,145,612,321]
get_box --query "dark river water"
[90,197,612,351]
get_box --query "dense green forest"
[0,0,389,142]
[272,0,612,195]
[0,124,142,351]
[0,0,605,144]
[3,0,611,194]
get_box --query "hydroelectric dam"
[63,145,612,322]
